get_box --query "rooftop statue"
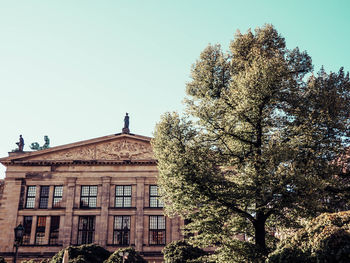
[122,113,130,134]
[13,135,24,152]
[124,113,129,129]
[30,135,50,151]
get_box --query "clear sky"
[1,0,350,178]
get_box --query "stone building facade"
[0,133,182,262]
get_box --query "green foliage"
[163,240,208,263]
[267,211,350,263]
[0,256,5,263]
[104,247,146,263]
[48,244,110,263]
[152,24,350,262]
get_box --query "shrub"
[267,211,350,263]
[163,240,208,263]
[48,244,110,263]
[104,247,146,263]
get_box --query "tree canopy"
[152,24,350,262]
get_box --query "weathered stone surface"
[0,133,182,263]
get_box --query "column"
[98,176,111,246]
[62,177,76,247]
[135,177,145,251]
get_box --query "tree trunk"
[254,215,268,256]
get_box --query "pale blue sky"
[1,0,350,178]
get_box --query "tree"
[267,211,350,263]
[152,24,350,262]
[48,244,110,263]
[163,240,208,263]
[104,247,146,263]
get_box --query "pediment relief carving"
[96,139,153,160]
[28,139,154,161]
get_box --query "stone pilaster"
[45,216,51,245]
[135,177,145,251]
[98,176,111,246]
[0,178,22,252]
[62,177,76,247]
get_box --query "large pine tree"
[152,25,350,262]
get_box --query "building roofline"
[0,133,153,163]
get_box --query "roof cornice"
[0,133,153,163]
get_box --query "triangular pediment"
[0,133,155,163]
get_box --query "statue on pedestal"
[15,135,24,152]
[122,113,130,134]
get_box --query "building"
[0,131,183,262]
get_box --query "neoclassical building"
[0,131,182,262]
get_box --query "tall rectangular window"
[18,180,26,209]
[80,186,97,208]
[149,216,166,245]
[53,186,63,208]
[78,216,95,245]
[149,185,164,208]
[39,186,49,209]
[113,216,130,245]
[23,216,33,244]
[115,186,132,207]
[49,216,60,245]
[35,216,46,245]
[25,186,36,209]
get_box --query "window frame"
[149,185,164,208]
[49,216,60,245]
[25,186,37,209]
[35,216,46,245]
[77,216,95,245]
[113,215,131,245]
[22,216,33,245]
[39,186,50,209]
[149,215,166,245]
[52,186,63,208]
[115,185,132,208]
[80,185,98,208]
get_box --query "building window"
[49,216,60,245]
[80,186,97,208]
[149,185,164,208]
[25,186,36,209]
[53,186,63,208]
[113,216,130,245]
[78,216,95,245]
[18,181,26,209]
[149,216,166,245]
[115,186,131,207]
[23,216,33,244]
[39,186,49,209]
[35,216,46,245]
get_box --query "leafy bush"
[267,211,350,263]
[48,244,110,263]
[104,247,146,263]
[163,240,208,263]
